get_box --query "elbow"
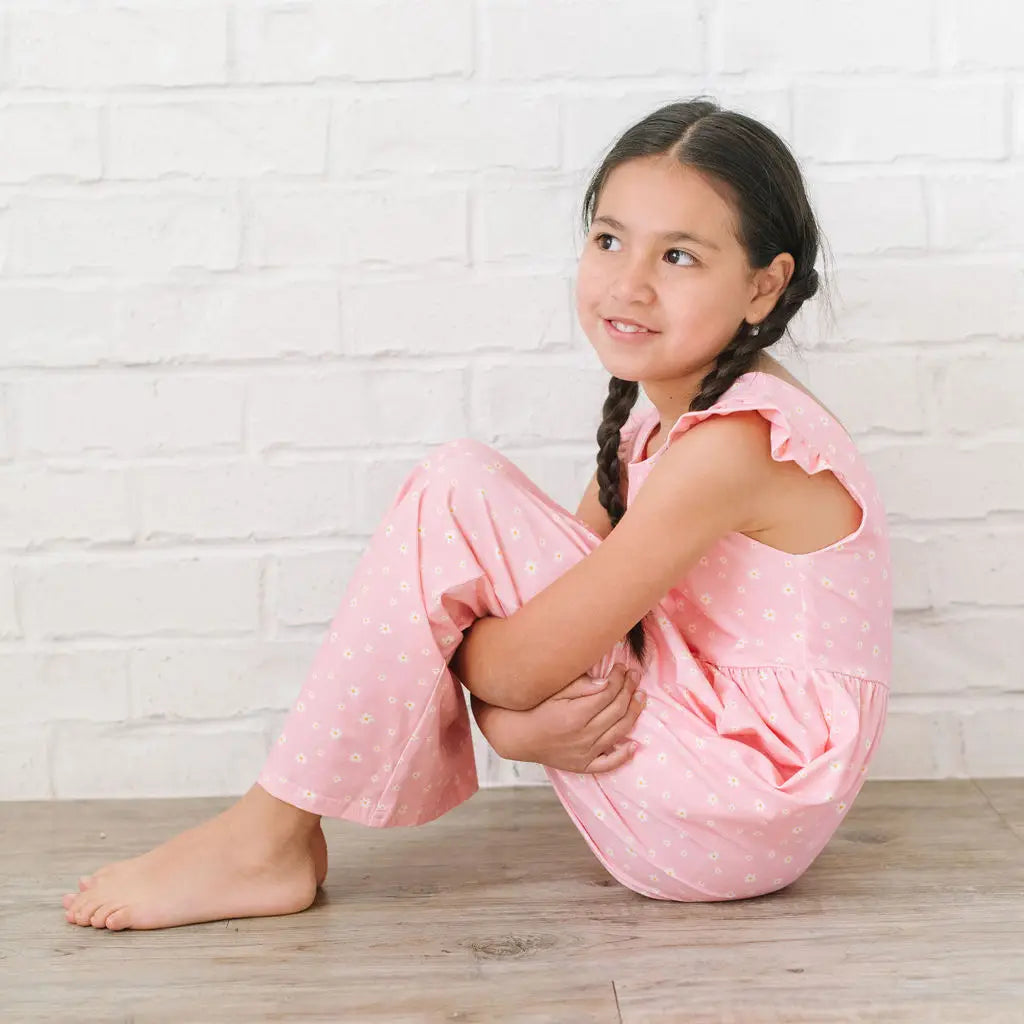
[497,661,544,712]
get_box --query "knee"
[434,438,494,459]
[427,438,499,470]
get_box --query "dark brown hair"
[583,97,835,668]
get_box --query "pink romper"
[258,370,892,902]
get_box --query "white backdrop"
[2,0,1022,799]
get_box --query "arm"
[469,693,517,760]
[492,411,774,711]
[449,469,617,710]
[471,670,646,774]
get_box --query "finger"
[581,666,634,713]
[584,741,638,774]
[558,675,614,700]
[587,677,643,734]
[591,687,645,751]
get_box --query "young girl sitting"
[63,97,891,931]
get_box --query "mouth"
[603,317,659,341]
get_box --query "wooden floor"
[2,779,1023,1023]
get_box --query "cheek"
[574,261,603,312]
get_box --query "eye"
[665,248,697,266]
[593,233,696,266]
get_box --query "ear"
[746,252,795,324]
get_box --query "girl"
[63,98,891,930]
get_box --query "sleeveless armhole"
[662,387,871,557]
[618,406,651,462]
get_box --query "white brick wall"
[1,0,1022,800]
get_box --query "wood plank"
[974,778,1024,843]
[2,781,1022,1022]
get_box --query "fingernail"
[634,689,647,704]
[630,742,639,752]
[590,677,607,687]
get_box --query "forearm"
[470,693,532,762]
[450,615,531,710]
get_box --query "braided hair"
[585,98,835,668]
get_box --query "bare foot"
[62,784,325,931]
[310,821,328,889]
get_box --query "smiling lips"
[604,317,658,338]
[605,315,657,332]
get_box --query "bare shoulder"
[754,356,847,430]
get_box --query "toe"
[78,875,95,891]
[74,892,103,927]
[104,908,130,931]
[90,903,115,929]
[62,893,76,909]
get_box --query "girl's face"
[575,155,774,384]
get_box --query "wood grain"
[1,780,1021,1022]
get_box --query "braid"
[595,375,648,667]
[596,376,639,529]
[595,266,821,669]
[692,268,820,411]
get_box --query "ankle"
[238,783,321,840]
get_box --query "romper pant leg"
[257,438,644,829]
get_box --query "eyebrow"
[592,215,721,252]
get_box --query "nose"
[609,257,656,306]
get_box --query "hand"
[474,663,646,774]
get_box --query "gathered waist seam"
[694,656,890,691]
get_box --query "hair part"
[584,97,836,668]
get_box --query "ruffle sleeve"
[662,392,871,554]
